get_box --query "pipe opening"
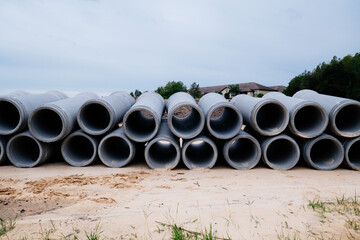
[171,106,202,136]
[0,101,20,133]
[8,136,40,165]
[101,137,130,163]
[185,140,215,168]
[294,105,326,136]
[148,140,178,168]
[80,103,111,132]
[228,138,258,166]
[63,136,95,164]
[209,107,241,137]
[310,139,343,168]
[31,109,63,140]
[125,110,156,141]
[266,139,298,169]
[256,103,286,132]
[335,104,360,134]
[347,140,360,168]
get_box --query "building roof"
[199,82,277,94]
[269,85,286,92]
[200,85,228,94]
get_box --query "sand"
[0,162,359,239]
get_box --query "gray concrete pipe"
[342,136,360,170]
[293,89,360,138]
[6,130,53,168]
[198,93,242,139]
[231,94,289,136]
[0,91,67,135]
[29,92,98,143]
[78,91,135,136]
[222,131,261,169]
[0,136,8,165]
[144,119,181,169]
[98,127,136,168]
[61,130,98,167]
[182,135,218,169]
[260,133,300,170]
[123,92,165,142]
[166,92,205,139]
[300,133,344,170]
[264,92,328,138]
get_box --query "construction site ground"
[0,162,359,239]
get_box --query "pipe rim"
[145,136,180,169]
[0,98,26,135]
[182,136,218,169]
[330,101,360,137]
[0,139,6,163]
[344,136,360,170]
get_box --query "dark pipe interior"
[228,138,258,167]
[64,136,94,164]
[294,105,326,136]
[148,140,177,168]
[8,136,40,165]
[209,107,240,136]
[256,103,286,132]
[348,140,360,168]
[310,139,343,168]
[101,137,130,163]
[126,110,156,141]
[0,101,20,132]
[171,106,202,136]
[185,140,215,167]
[335,104,360,134]
[266,139,298,169]
[31,109,63,140]
[80,103,111,132]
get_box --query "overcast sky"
[0,0,359,94]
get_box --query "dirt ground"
[0,162,359,239]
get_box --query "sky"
[0,0,359,95]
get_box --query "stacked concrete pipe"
[144,119,181,169]
[98,127,136,168]
[293,90,360,138]
[342,137,360,170]
[231,94,289,136]
[78,91,134,136]
[29,92,98,142]
[123,92,165,142]
[0,136,8,165]
[61,130,98,167]
[0,91,67,135]
[166,92,204,139]
[264,92,328,138]
[198,93,242,139]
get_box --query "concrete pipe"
[98,127,136,168]
[231,94,289,136]
[342,136,360,170]
[198,93,242,139]
[78,91,135,136]
[264,92,328,138]
[123,92,165,142]
[293,89,360,138]
[301,133,344,170]
[0,91,67,135]
[223,131,261,169]
[166,92,205,139]
[29,92,98,142]
[61,130,98,167]
[182,135,218,169]
[144,119,181,169]
[261,134,300,170]
[6,131,53,168]
[0,136,8,165]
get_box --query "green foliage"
[284,53,360,100]
[256,93,264,98]
[85,223,103,240]
[170,223,223,240]
[155,81,187,99]
[188,82,202,98]
[228,84,240,96]
[130,89,142,98]
[0,215,17,236]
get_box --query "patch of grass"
[167,222,227,240]
[85,223,103,240]
[0,215,17,236]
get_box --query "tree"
[130,89,142,98]
[188,82,202,98]
[228,84,240,97]
[155,81,187,99]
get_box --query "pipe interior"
[266,139,298,169]
[64,136,95,164]
[101,137,131,163]
[126,110,156,141]
[185,140,215,167]
[9,136,40,165]
[209,107,240,136]
[294,105,326,136]
[335,104,360,134]
[347,140,360,168]
[171,106,202,136]
[31,109,63,140]
[0,101,20,132]
[256,103,286,132]
[80,103,111,132]
[310,139,343,168]
[148,140,178,168]
[228,138,258,166]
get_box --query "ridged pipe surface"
[145,119,181,169]
[223,131,261,169]
[342,136,360,170]
[301,133,344,170]
[0,136,8,165]
[61,130,98,167]
[6,130,53,168]
[29,92,98,142]
[198,93,242,139]
[260,134,300,170]
[182,135,218,169]
[293,89,360,137]
[166,92,204,139]
[0,91,67,135]
[231,94,289,136]
[123,92,165,142]
[98,127,136,168]
[78,91,134,136]
[264,92,328,138]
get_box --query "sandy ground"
[0,162,359,240]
